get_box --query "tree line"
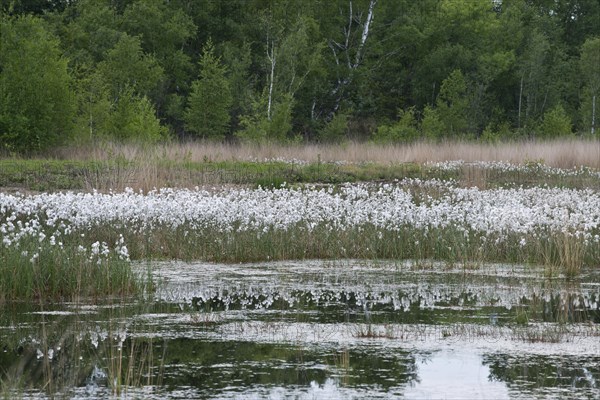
[1,0,599,153]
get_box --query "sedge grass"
[85,222,599,277]
[2,180,598,284]
[0,237,139,303]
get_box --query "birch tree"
[579,37,600,135]
[327,0,377,119]
[517,29,551,130]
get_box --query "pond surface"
[1,260,599,399]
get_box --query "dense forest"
[1,0,599,152]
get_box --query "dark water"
[1,260,599,399]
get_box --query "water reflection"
[484,353,599,398]
[404,351,510,399]
[0,260,599,398]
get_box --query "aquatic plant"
[0,204,137,301]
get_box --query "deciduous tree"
[0,15,76,152]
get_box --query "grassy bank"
[2,139,600,192]
[0,158,428,192]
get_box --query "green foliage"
[236,92,294,143]
[268,93,295,141]
[56,0,122,65]
[97,34,165,103]
[75,74,167,143]
[121,0,197,118]
[579,37,600,135]
[421,106,445,139]
[580,37,600,94]
[121,0,196,58]
[2,0,600,151]
[75,72,113,141]
[222,41,254,126]
[184,40,233,139]
[236,96,270,143]
[0,236,139,302]
[276,16,325,96]
[518,29,553,126]
[320,113,349,143]
[104,89,168,142]
[436,69,469,136]
[539,105,572,138]
[481,122,512,143]
[0,15,76,153]
[372,108,419,143]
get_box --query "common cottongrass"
[2,181,598,278]
[0,236,138,303]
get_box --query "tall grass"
[3,181,598,279]
[0,138,590,193]
[51,138,600,168]
[85,222,599,277]
[0,236,139,303]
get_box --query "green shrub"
[421,106,445,138]
[321,112,349,143]
[539,105,572,138]
[372,107,419,143]
[106,89,168,142]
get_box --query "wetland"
[1,260,599,399]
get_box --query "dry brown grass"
[52,139,600,168]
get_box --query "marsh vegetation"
[1,141,599,398]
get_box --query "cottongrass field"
[2,160,600,302]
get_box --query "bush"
[539,105,572,138]
[320,112,349,143]
[421,106,445,139]
[0,15,76,153]
[236,93,294,143]
[372,107,419,143]
[105,88,168,142]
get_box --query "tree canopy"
[1,0,599,152]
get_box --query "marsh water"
[1,260,599,399]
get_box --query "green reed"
[82,221,599,277]
[0,237,139,303]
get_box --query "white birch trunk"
[354,0,376,68]
[592,95,596,135]
[267,41,275,121]
[328,0,377,119]
[518,75,523,129]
